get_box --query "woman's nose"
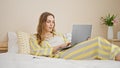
[50,22,53,25]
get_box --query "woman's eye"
[46,20,55,24]
[46,20,50,23]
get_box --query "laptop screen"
[71,25,92,46]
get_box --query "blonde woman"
[29,12,120,61]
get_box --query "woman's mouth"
[49,27,53,29]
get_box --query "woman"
[29,12,120,61]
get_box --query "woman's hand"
[52,42,71,54]
[60,42,71,48]
[87,37,91,40]
[52,46,61,54]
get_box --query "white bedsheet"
[0,53,120,68]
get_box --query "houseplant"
[101,14,119,39]
[101,14,118,26]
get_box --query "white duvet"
[0,53,120,68]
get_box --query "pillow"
[17,31,30,54]
[8,32,18,53]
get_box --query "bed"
[0,53,120,68]
[0,32,120,68]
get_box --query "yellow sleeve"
[29,35,53,57]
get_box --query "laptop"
[61,24,92,50]
[71,24,92,45]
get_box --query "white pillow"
[8,32,18,53]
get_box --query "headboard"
[0,42,8,52]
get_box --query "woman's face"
[44,15,55,32]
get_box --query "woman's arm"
[52,33,71,54]
[29,35,54,57]
[52,42,71,54]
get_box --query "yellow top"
[29,32,68,58]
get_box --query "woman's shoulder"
[30,34,37,39]
[54,32,64,36]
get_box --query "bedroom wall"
[0,0,120,42]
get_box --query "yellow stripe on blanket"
[63,42,98,59]
[73,48,98,60]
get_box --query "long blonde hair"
[36,12,56,45]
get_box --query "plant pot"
[107,26,113,39]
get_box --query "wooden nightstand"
[108,39,120,47]
[0,42,8,53]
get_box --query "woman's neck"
[42,31,51,35]
[41,31,53,39]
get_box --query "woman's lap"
[58,37,120,60]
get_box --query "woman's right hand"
[52,46,61,54]
[52,42,71,54]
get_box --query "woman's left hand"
[87,37,91,40]
[60,42,71,48]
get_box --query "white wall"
[0,0,120,42]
